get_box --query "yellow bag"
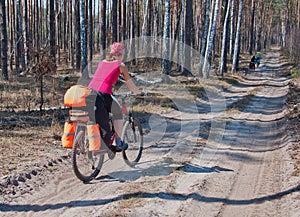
[87,122,101,151]
[64,85,91,107]
[62,121,77,148]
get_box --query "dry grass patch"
[0,125,61,176]
[0,73,78,112]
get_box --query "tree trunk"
[220,0,231,76]
[122,0,127,41]
[183,0,193,76]
[45,0,48,43]
[49,0,56,59]
[39,0,43,46]
[80,0,88,77]
[199,0,210,76]
[129,0,136,64]
[17,0,25,71]
[75,0,81,70]
[96,0,100,51]
[232,0,243,73]
[256,0,263,52]
[101,0,106,57]
[170,6,181,68]
[118,0,121,41]
[34,0,39,49]
[39,76,44,115]
[229,0,234,60]
[55,1,61,64]
[112,0,118,43]
[69,0,74,67]
[63,0,67,52]
[153,0,158,55]
[203,0,220,79]
[141,0,149,53]
[249,0,255,55]
[137,0,140,38]
[8,0,13,71]
[23,0,30,65]
[0,0,8,80]
[281,0,287,48]
[178,0,184,72]
[147,0,152,37]
[162,0,170,74]
[88,0,93,61]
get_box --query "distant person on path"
[256,52,261,67]
[249,56,256,70]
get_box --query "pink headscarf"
[109,42,125,57]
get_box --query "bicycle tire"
[72,129,104,182]
[122,118,143,167]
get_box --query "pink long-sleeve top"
[88,60,121,94]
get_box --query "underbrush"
[287,78,300,176]
[0,72,78,112]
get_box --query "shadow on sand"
[1,184,299,212]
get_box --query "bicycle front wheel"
[122,118,143,167]
[72,129,104,182]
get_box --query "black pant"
[86,92,122,147]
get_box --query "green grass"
[291,68,300,78]
[281,49,291,58]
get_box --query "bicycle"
[70,93,143,182]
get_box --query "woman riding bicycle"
[88,42,142,152]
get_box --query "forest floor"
[0,47,300,216]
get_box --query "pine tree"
[80,0,88,77]
[0,0,8,80]
[75,0,81,70]
[162,0,170,74]
[220,0,231,76]
[183,0,193,76]
[49,0,56,59]
[232,0,243,73]
[203,0,220,78]
[101,0,106,57]
[199,0,211,76]
[112,0,118,42]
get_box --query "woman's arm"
[119,63,142,94]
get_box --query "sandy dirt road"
[1,49,299,217]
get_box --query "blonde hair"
[105,54,122,62]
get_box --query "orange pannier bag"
[62,121,77,148]
[87,122,101,151]
[64,85,92,107]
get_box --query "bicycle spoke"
[122,119,143,167]
[72,130,104,182]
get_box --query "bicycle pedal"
[107,150,116,160]
[102,144,116,160]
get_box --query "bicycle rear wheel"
[122,118,143,167]
[72,128,104,182]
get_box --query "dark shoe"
[115,138,128,152]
